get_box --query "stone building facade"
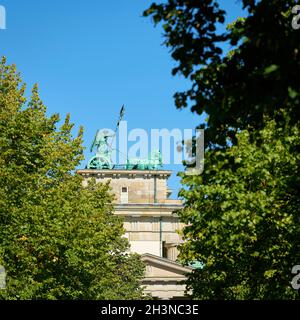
[77,169,192,299]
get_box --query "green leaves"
[0,59,145,300]
[144,0,300,300]
[178,112,300,299]
[144,0,300,147]
[263,64,279,75]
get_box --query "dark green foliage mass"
[145,1,300,299]
[144,0,300,147]
[178,114,300,299]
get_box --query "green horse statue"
[126,150,162,170]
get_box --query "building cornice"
[141,253,193,273]
[77,169,173,179]
[114,203,183,216]
[115,203,183,210]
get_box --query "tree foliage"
[178,114,300,299]
[0,58,145,299]
[144,0,300,147]
[145,0,300,299]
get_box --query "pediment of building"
[141,253,192,281]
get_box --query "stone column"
[166,243,178,261]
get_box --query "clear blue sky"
[0,0,245,197]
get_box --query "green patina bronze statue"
[87,129,114,169]
[126,150,162,170]
[87,105,163,170]
[87,105,125,170]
